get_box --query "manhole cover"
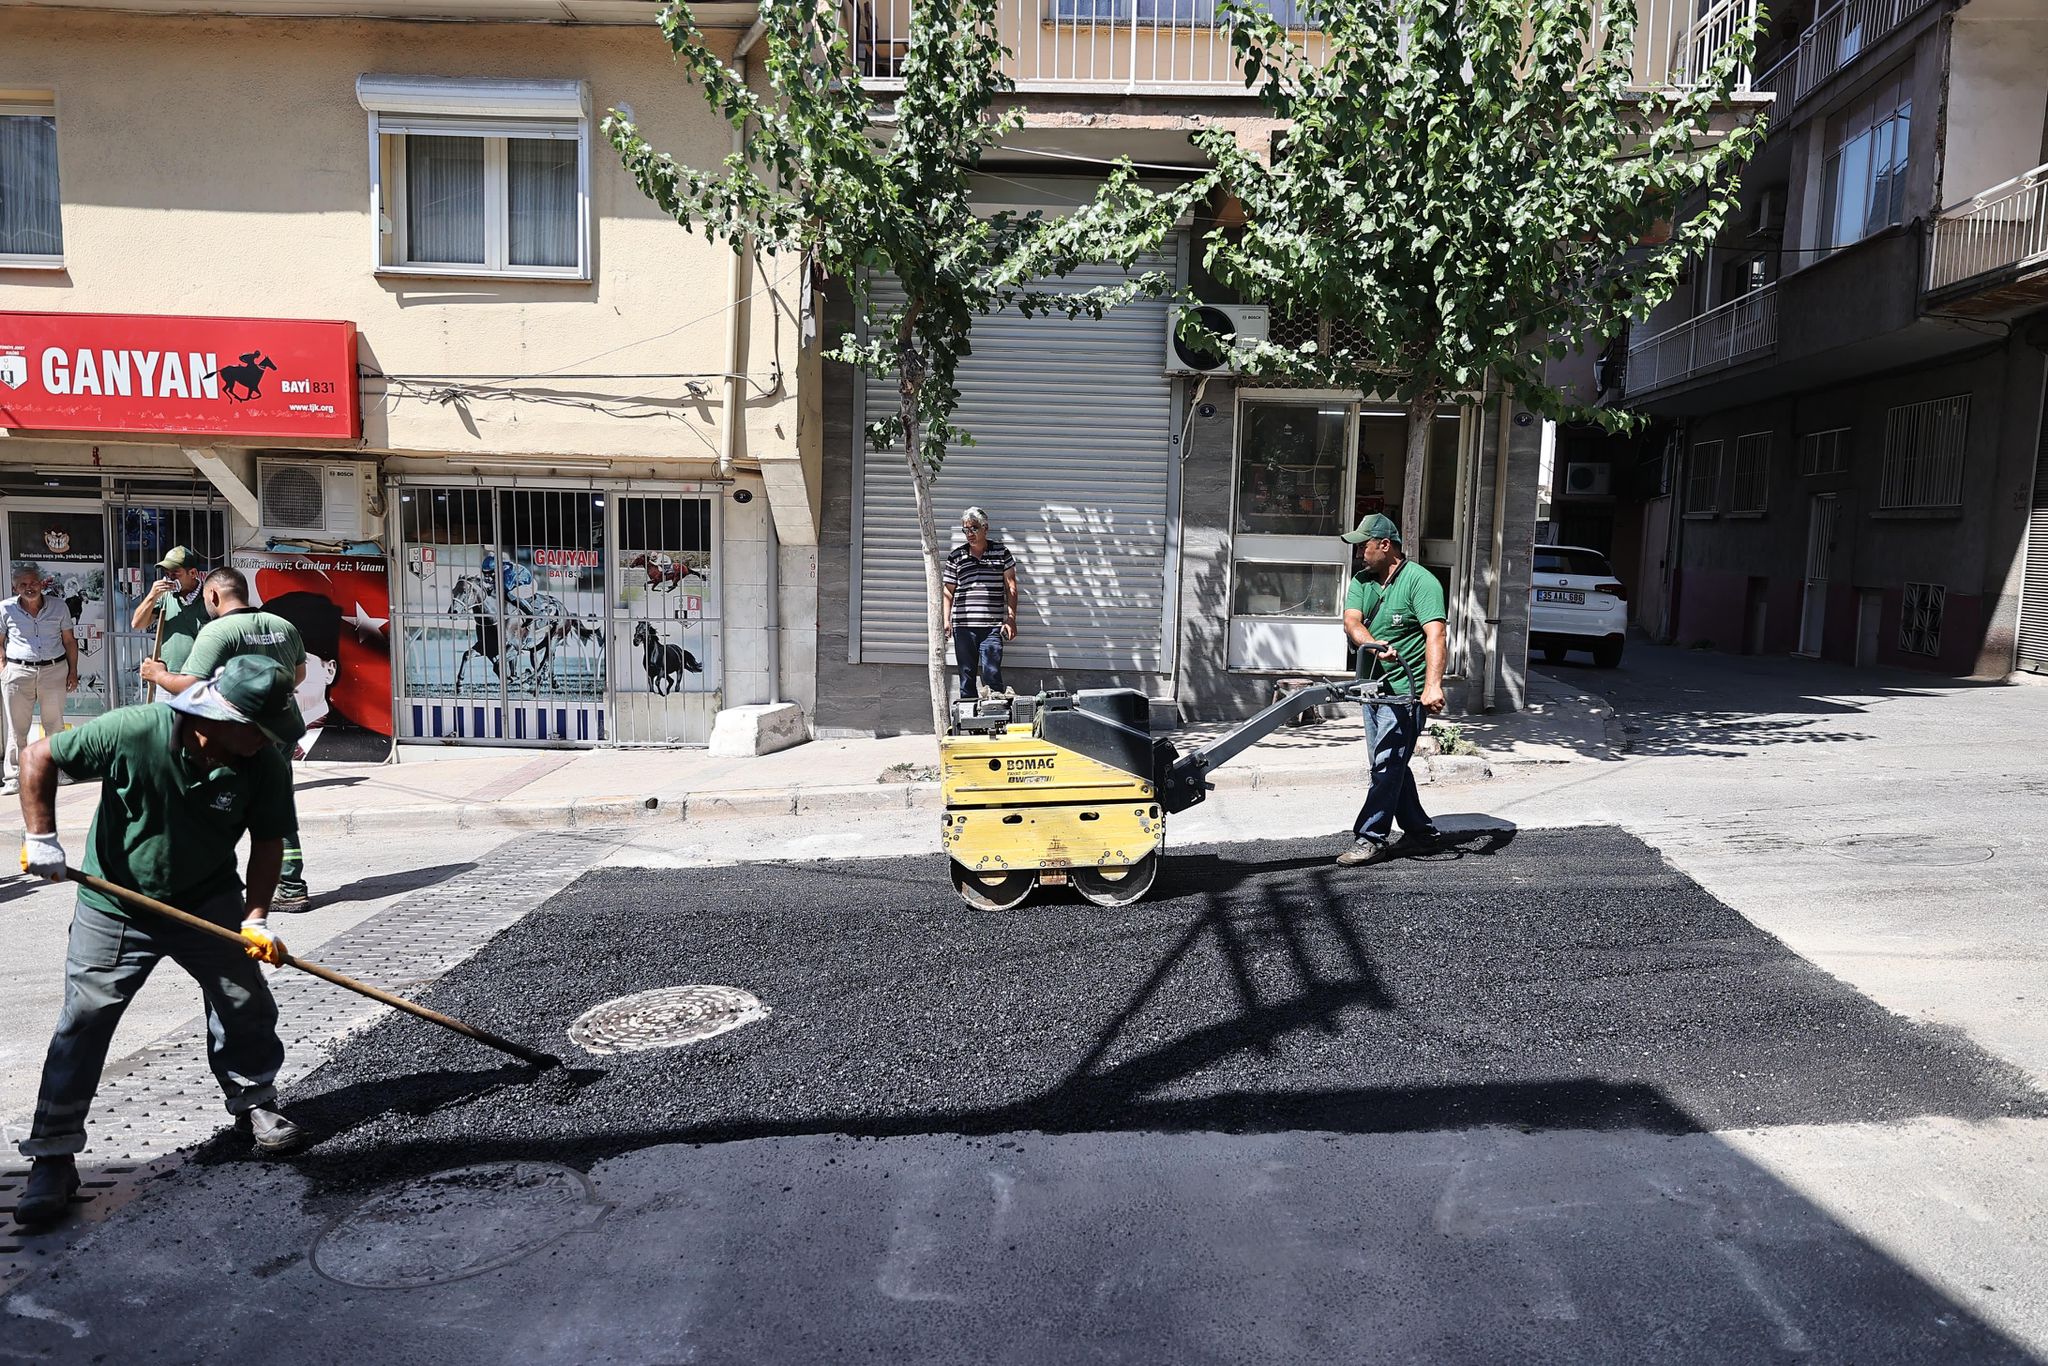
[312,1162,606,1289]
[567,985,770,1055]
[1824,833,1995,867]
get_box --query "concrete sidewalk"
[13,675,1608,839]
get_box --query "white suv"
[1529,544,1628,668]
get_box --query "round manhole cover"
[1824,833,1995,867]
[312,1162,605,1289]
[567,985,770,1056]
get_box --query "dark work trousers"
[953,624,1006,699]
[20,890,283,1158]
[1352,699,1435,845]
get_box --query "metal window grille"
[1800,428,1850,477]
[1879,395,1969,510]
[1687,439,1723,514]
[1730,432,1771,513]
[1898,581,1944,656]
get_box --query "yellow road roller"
[940,673,1413,909]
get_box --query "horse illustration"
[628,552,704,593]
[449,573,604,693]
[632,620,702,695]
[211,353,277,402]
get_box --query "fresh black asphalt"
[251,826,2046,1191]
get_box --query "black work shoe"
[1335,839,1394,867]
[1398,826,1445,850]
[14,1156,80,1229]
[238,1106,308,1156]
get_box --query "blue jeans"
[1352,699,1435,845]
[21,892,284,1158]
[953,624,1006,699]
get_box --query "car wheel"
[1542,644,1567,664]
[1593,637,1624,669]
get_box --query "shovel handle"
[62,869,557,1070]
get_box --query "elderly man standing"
[12,655,307,1229]
[941,506,1018,702]
[130,545,207,699]
[2,566,80,797]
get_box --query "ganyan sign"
[0,311,360,440]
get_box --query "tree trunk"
[1401,391,1437,548]
[906,448,951,740]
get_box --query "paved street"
[3,644,2048,1361]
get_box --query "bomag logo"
[1005,757,1056,771]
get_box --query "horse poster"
[229,549,394,762]
[5,509,111,720]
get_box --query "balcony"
[1753,0,1937,127]
[1623,285,1779,397]
[849,0,1759,96]
[1926,162,2048,315]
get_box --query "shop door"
[106,501,230,707]
[1797,494,1837,657]
[606,492,721,745]
[395,486,609,745]
[1,500,114,720]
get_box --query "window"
[1820,70,1910,254]
[1231,562,1343,618]
[0,98,61,265]
[1879,394,1968,510]
[1534,548,1615,577]
[358,75,589,280]
[1800,428,1850,477]
[1899,581,1944,656]
[1235,402,1348,536]
[1729,432,1771,514]
[1686,439,1723,515]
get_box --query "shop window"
[358,75,590,280]
[0,97,62,265]
[1235,403,1347,536]
[1231,561,1343,618]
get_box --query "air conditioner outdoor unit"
[257,459,375,540]
[1166,303,1270,375]
[1564,462,1612,497]
[1753,187,1785,236]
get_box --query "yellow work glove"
[240,919,287,966]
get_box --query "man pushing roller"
[13,655,309,1230]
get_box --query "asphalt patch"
[255,826,2046,1188]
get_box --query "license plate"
[1536,589,1585,604]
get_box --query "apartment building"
[1616,0,2048,677]
[0,0,817,755]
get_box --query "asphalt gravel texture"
[243,826,2047,1191]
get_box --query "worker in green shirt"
[142,567,312,913]
[130,545,208,698]
[1334,513,1447,867]
[12,655,307,1229]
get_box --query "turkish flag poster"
[230,550,393,762]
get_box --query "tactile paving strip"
[0,829,622,1285]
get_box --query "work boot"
[237,1106,308,1156]
[1335,838,1394,867]
[270,880,311,914]
[1397,826,1445,850]
[13,1156,80,1229]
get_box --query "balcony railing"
[1624,284,1779,396]
[1927,163,2048,294]
[847,0,1757,95]
[1791,0,1934,103]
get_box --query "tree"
[606,1,1205,737]
[1189,0,1763,536]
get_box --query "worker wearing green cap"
[1335,512,1447,866]
[11,655,308,1229]
[130,545,207,701]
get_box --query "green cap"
[167,655,306,747]
[157,545,200,571]
[1340,512,1402,545]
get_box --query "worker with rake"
[13,654,308,1230]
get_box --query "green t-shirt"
[48,704,295,921]
[1343,559,1447,697]
[181,608,305,681]
[155,592,205,675]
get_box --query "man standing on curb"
[942,506,1018,703]
[1,566,80,797]
[131,545,207,701]
[142,568,312,913]
[1335,513,1447,867]
[12,655,308,1230]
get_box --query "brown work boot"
[14,1156,80,1229]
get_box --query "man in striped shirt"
[942,506,1018,700]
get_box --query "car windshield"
[1534,548,1614,578]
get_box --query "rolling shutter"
[853,251,1179,671]
[2017,399,2048,673]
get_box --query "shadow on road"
[313,861,477,910]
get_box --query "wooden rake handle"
[63,868,558,1070]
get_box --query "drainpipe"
[720,18,767,479]
[1482,390,1513,711]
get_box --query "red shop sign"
[0,311,359,440]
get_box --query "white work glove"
[21,832,66,881]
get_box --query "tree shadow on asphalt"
[312,861,478,911]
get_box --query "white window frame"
[1729,431,1771,515]
[0,96,63,270]
[1799,427,1850,477]
[357,75,591,282]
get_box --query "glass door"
[1227,398,1355,672]
[107,499,230,708]
[2,500,113,720]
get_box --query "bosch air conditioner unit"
[1564,462,1612,498]
[1166,303,1270,375]
[257,459,375,540]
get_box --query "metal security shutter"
[2018,398,2048,673]
[854,252,1179,671]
